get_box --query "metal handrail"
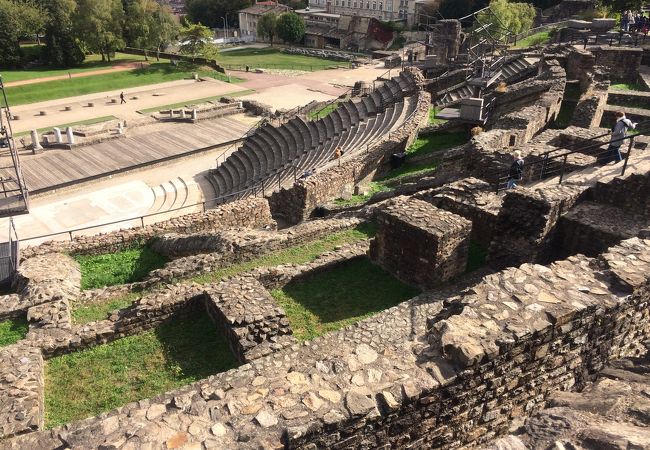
[493,122,650,192]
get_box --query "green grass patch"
[0,52,149,83]
[45,309,238,428]
[215,48,349,71]
[0,317,28,347]
[406,132,467,157]
[381,160,440,182]
[74,246,168,290]
[466,240,488,273]
[271,257,419,342]
[2,62,230,106]
[308,101,340,120]
[333,182,390,206]
[13,115,117,138]
[190,223,376,285]
[72,293,141,325]
[610,83,647,92]
[428,107,447,125]
[514,30,553,48]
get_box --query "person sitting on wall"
[600,111,637,165]
[507,150,524,189]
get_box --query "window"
[353,1,357,7]
[366,1,369,7]
[372,1,376,9]
[379,2,382,9]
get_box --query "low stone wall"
[21,197,275,259]
[608,88,650,110]
[571,73,610,128]
[415,178,503,246]
[592,46,643,84]
[487,184,588,269]
[0,344,44,439]
[282,47,355,62]
[369,197,471,289]
[7,237,648,449]
[0,254,81,321]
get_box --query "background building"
[239,1,291,39]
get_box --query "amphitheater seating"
[206,71,420,200]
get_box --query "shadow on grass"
[155,309,240,379]
[273,257,419,342]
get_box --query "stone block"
[369,197,471,289]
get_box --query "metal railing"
[493,122,650,193]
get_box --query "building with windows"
[307,0,418,26]
[238,1,291,39]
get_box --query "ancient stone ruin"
[1,19,650,450]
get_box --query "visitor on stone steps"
[601,111,636,164]
[507,150,524,190]
[120,92,126,104]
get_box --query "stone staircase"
[145,177,202,223]
[434,55,539,108]
[205,70,420,202]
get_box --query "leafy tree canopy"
[276,12,305,43]
[257,12,278,46]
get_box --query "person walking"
[601,111,637,164]
[507,150,524,189]
[622,10,630,31]
[120,92,126,104]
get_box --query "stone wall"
[369,197,471,289]
[7,237,648,449]
[487,184,589,269]
[571,72,610,129]
[21,197,275,259]
[592,46,643,84]
[269,77,431,225]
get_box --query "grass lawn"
[190,223,376,285]
[333,182,390,206]
[1,52,150,83]
[13,115,117,138]
[553,83,581,129]
[138,94,245,114]
[308,101,340,120]
[406,132,467,157]
[74,246,168,290]
[72,293,141,325]
[428,107,447,125]
[2,62,226,106]
[610,83,647,91]
[271,257,419,342]
[215,48,350,71]
[45,309,239,427]
[0,317,29,347]
[514,30,553,49]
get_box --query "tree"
[185,0,252,29]
[598,0,643,13]
[42,0,85,67]
[276,12,305,44]
[73,0,125,62]
[0,0,22,68]
[124,0,179,58]
[178,23,218,59]
[257,12,277,46]
[479,0,536,37]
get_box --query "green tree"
[480,0,536,37]
[185,0,252,29]
[178,23,218,59]
[42,0,85,67]
[124,0,178,58]
[257,12,278,46]
[276,12,305,44]
[73,0,125,62]
[0,0,22,68]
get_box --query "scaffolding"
[0,75,29,217]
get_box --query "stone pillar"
[369,197,471,289]
[180,109,186,119]
[53,127,62,144]
[191,109,197,120]
[66,127,74,145]
[117,122,124,135]
[170,109,175,118]
[30,130,43,154]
